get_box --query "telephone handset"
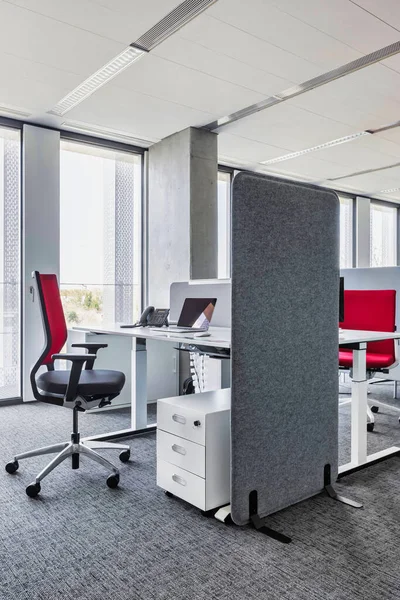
[120,306,170,328]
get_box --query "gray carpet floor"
[0,385,400,599]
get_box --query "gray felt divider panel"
[231,172,339,526]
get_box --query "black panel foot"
[249,490,291,544]
[250,514,292,543]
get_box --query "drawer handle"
[172,474,187,486]
[172,414,186,424]
[172,444,186,456]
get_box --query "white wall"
[23,125,60,401]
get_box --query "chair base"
[8,439,130,490]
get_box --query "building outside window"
[370,201,397,267]
[0,126,21,401]
[60,140,142,327]
[338,195,353,269]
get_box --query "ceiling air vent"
[133,0,217,51]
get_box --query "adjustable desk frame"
[73,325,400,475]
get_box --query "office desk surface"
[339,329,400,344]
[73,324,231,349]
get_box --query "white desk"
[73,324,400,475]
[339,329,400,474]
[72,324,230,432]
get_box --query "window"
[0,127,21,400]
[60,141,142,327]
[339,195,353,268]
[370,202,397,267]
[218,170,231,279]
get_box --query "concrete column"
[148,127,218,307]
[355,196,370,267]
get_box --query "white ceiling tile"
[218,133,287,163]
[6,0,179,44]
[153,35,293,97]
[67,83,214,140]
[260,154,353,180]
[254,0,400,54]
[207,0,363,67]
[112,53,265,117]
[332,166,400,192]
[0,53,82,111]
[350,0,400,32]
[223,103,360,152]
[288,63,400,128]
[0,2,124,75]
[179,14,324,84]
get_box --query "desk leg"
[350,345,368,467]
[131,338,148,431]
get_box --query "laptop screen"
[177,298,217,329]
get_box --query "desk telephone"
[120,306,170,328]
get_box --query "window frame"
[0,119,23,403]
[59,132,146,324]
[217,165,233,279]
[369,199,399,268]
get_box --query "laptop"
[157,297,217,333]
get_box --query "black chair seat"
[37,369,125,397]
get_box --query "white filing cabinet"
[157,389,231,512]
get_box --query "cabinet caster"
[106,474,120,488]
[164,490,174,498]
[26,482,41,498]
[119,450,130,463]
[367,422,375,432]
[371,406,379,413]
[5,460,19,474]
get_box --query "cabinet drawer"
[157,461,206,511]
[157,401,205,445]
[157,430,205,478]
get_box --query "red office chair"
[339,289,397,431]
[5,272,131,497]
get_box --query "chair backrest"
[340,289,396,358]
[33,271,67,367]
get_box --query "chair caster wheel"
[367,422,375,432]
[106,474,120,488]
[5,460,19,474]
[371,406,379,413]
[164,490,174,498]
[26,482,41,498]
[119,449,130,463]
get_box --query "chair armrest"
[51,354,96,403]
[52,353,96,362]
[71,343,108,351]
[71,343,108,369]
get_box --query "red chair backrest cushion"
[37,273,67,365]
[339,289,396,358]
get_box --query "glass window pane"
[60,141,142,328]
[0,127,21,400]
[370,202,397,267]
[218,171,231,279]
[338,195,353,268]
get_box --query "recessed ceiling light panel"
[48,45,145,117]
[379,187,400,194]
[260,132,370,165]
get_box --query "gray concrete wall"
[148,127,218,308]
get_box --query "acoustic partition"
[231,172,340,527]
